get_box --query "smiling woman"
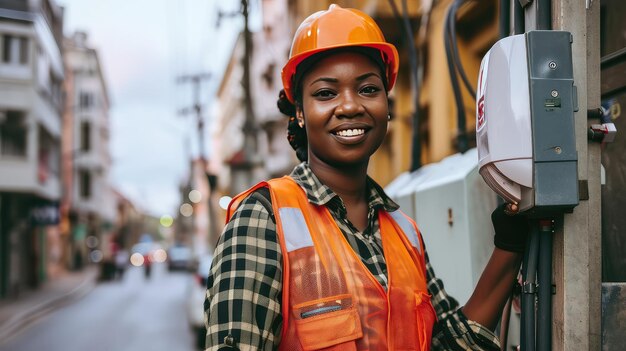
[204,4,527,351]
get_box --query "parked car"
[167,245,193,271]
[186,254,213,350]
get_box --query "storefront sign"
[30,202,60,225]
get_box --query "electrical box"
[386,149,497,304]
[476,31,579,214]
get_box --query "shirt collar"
[289,162,400,213]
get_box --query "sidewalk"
[0,265,100,343]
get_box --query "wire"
[443,0,469,153]
[446,0,476,98]
[387,0,422,170]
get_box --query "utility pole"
[177,73,220,252]
[217,0,259,192]
[177,73,211,161]
[241,0,258,175]
[549,0,601,350]
[513,0,601,349]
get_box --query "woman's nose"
[335,92,363,117]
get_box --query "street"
[0,264,199,351]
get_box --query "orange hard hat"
[281,4,399,103]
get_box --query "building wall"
[62,31,116,271]
[0,0,64,297]
[0,8,63,199]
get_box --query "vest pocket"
[414,291,436,350]
[294,296,363,350]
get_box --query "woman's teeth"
[335,129,365,137]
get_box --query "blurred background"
[0,0,624,350]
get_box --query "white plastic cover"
[476,34,534,210]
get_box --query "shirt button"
[224,334,236,347]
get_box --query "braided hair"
[277,89,308,162]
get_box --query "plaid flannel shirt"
[204,163,500,350]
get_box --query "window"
[2,35,29,64]
[79,92,94,110]
[79,169,91,199]
[2,35,10,63]
[37,126,60,182]
[0,110,27,157]
[80,121,91,151]
[262,63,276,88]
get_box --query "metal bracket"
[523,282,537,294]
[579,180,589,201]
[519,0,533,8]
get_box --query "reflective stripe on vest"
[389,210,422,255]
[278,208,314,251]
[279,207,421,255]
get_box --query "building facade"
[0,0,65,298]
[62,31,116,271]
[212,0,296,202]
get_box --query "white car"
[186,254,213,349]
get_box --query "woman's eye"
[313,89,335,98]
[360,85,381,95]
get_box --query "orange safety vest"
[227,177,436,350]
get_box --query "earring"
[387,114,391,121]
[297,118,304,128]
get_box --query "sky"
[57,0,258,217]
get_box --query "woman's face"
[297,51,389,168]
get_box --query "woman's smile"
[330,123,371,144]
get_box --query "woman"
[205,4,527,350]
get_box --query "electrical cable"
[446,0,476,98]
[521,223,539,351]
[443,0,469,153]
[513,0,525,35]
[537,219,554,351]
[499,0,511,38]
[387,0,422,170]
[496,3,514,349]
[537,0,551,30]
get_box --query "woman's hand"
[492,203,529,253]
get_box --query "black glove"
[491,203,529,253]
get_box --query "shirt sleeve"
[204,194,283,351]
[426,251,501,351]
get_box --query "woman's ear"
[296,107,305,128]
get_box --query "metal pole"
[240,0,257,185]
[177,73,211,162]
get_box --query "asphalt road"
[0,263,199,351]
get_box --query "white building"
[62,31,116,267]
[0,1,64,199]
[0,0,65,297]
